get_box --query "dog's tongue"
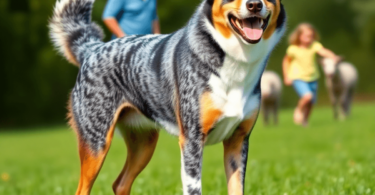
[243,19,263,41]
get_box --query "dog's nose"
[247,0,263,13]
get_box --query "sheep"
[321,58,358,120]
[261,71,283,125]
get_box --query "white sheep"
[261,71,282,125]
[321,58,358,120]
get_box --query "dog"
[49,0,286,194]
[260,71,282,125]
[321,58,358,120]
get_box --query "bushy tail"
[49,0,104,66]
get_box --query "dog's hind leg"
[69,95,131,195]
[72,110,120,195]
[112,127,159,195]
[75,135,113,195]
[223,113,258,195]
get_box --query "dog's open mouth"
[229,14,270,44]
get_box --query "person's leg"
[297,93,313,125]
[293,80,314,125]
[301,81,318,125]
[302,97,313,126]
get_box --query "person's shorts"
[292,80,318,103]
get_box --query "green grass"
[1,103,375,195]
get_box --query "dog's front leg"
[179,134,205,195]
[223,114,258,195]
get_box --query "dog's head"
[205,0,285,45]
[321,58,338,78]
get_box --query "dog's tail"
[49,0,104,66]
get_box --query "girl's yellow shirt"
[287,41,323,82]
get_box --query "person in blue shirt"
[103,0,160,39]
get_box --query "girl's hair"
[289,23,320,45]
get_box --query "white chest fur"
[205,56,265,145]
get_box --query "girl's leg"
[293,80,317,126]
[302,98,313,126]
[301,81,318,125]
[305,81,318,125]
[295,93,313,125]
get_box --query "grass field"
[1,103,375,195]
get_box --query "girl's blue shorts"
[292,80,318,103]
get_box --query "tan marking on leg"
[226,168,243,195]
[174,87,185,136]
[263,0,281,39]
[75,141,109,195]
[112,129,159,195]
[223,143,243,195]
[173,85,187,152]
[237,111,258,136]
[223,111,258,195]
[73,102,136,195]
[200,92,223,134]
[212,0,242,38]
[179,135,185,149]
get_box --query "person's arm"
[103,18,126,38]
[153,20,161,34]
[282,55,293,86]
[317,47,341,63]
[151,3,160,34]
[102,0,125,38]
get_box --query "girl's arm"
[153,20,161,34]
[282,55,293,86]
[317,47,340,62]
[103,18,126,38]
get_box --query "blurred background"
[1,0,374,128]
[0,0,374,127]
[1,0,375,194]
